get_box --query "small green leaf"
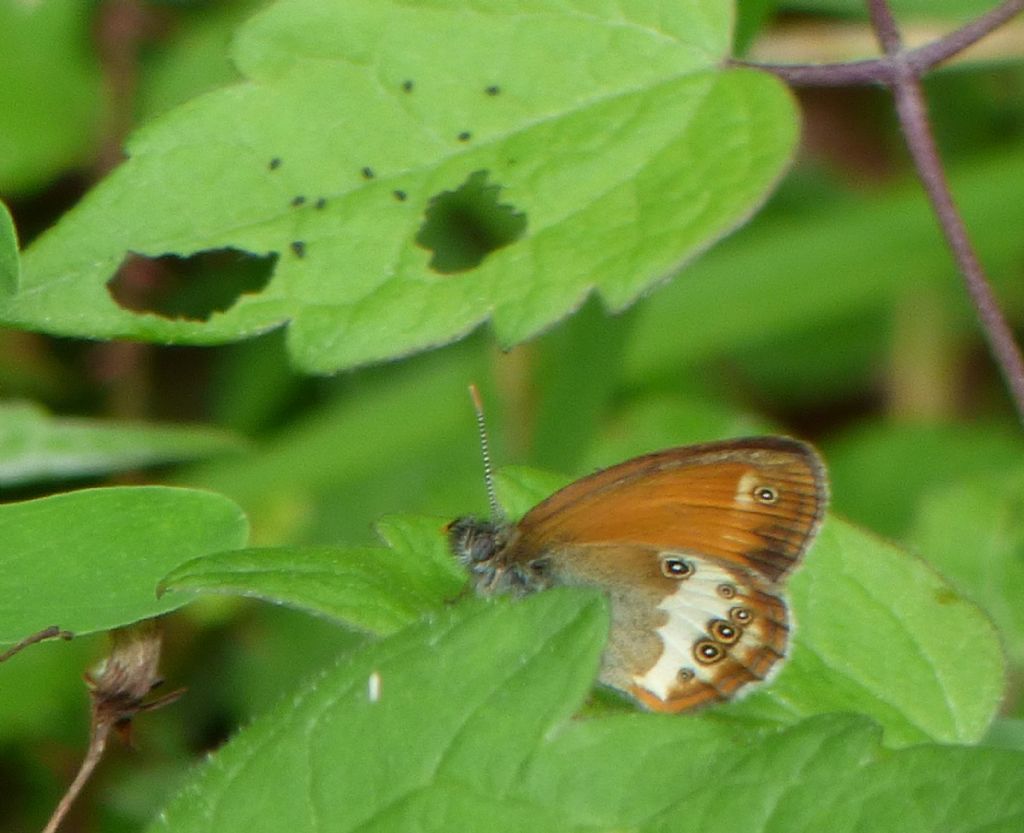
[8,0,798,372]
[160,516,466,635]
[0,486,248,644]
[0,401,245,487]
[730,518,1004,745]
[908,466,1024,665]
[148,590,609,833]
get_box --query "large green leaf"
[146,589,1023,833]
[0,486,248,644]
[148,590,610,833]
[6,0,797,372]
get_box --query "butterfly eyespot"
[661,556,694,579]
[709,619,740,644]
[729,606,754,625]
[717,583,737,599]
[676,668,695,683]
[753,485,778,504]
[694,640,725,665]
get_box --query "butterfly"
[448,436,828,712]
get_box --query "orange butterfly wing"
[513,437,827,582]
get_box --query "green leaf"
[160,516,466,635]
[737,517,1005,745]
[147,590,610,833]
[908,466,1024,666]
[0,199,17,296]
[146,591,1023,832]
[640,716,1024,833]
[8,0,798,372]
[137,0,260,122]
[0,400,245,487]
[0,486,248,644]
[0,1,104,195]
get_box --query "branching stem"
[739,0,1024,423]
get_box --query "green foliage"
[0,200,16,296]
[159,466,1004,748]
[146,591,1024,833]
[0,2,104,195]
[0,487,248,644]
[0,400,244,486]
[6,0,797,372]
[909,466,1024,665]
[1,0,1022,830]
[161,516,467,634]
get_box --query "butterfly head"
[447,516,555,595]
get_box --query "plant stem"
[0,626,72,663]
[741,0,1024,423]
[867,0,1024,423]
[734,0,1024,85]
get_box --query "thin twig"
[865,0,1024,422]
[42,722,112,833]
[0,626,73,663]
[739,0,1024,422]
[734,0,1024,85]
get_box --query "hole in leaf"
[416,170,526,274]
[107,248,276,322]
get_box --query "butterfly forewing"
[513,438,826,582]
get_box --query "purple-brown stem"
[740,0,1024,423]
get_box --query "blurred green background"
[2,1,1023,830]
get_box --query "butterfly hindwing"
[540,542,790,712]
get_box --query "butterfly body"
[448,437,828,713]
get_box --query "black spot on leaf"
[291,195,306,207]
[290,241,306,258]
[393,190,407,201]
[362,167,375,179]
[107,249,275,322]
[268,157,282,170]
[485,85,500,96]
[402,80,414,92]
[315,197,327,210]
[457,131,472,142]
[416,170,526,274]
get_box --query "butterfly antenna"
[468,384,502,521]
